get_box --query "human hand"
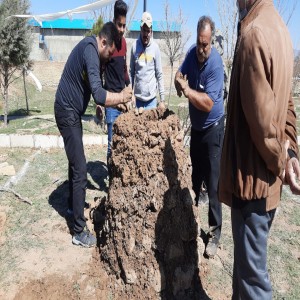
[116,101,133,112]
[96,105,104,122]
[285,157,300,195]
[125,101,133,111]
[176,74,190,98]
[122,86,133,103]
[158,101,166,109]
[174,72,183,97]
[134,107,144,116]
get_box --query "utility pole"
[143,0,147,12]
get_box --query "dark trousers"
[190,117,224,238]
[231,197,275,300]
[55,105,87,234]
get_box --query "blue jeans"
[105,107,121,161]
[231,197,275,300]
[136,97,157,109]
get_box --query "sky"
[29,0,300,50]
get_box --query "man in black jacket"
[55,22,132,247]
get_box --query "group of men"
[55,1,164,248]
[55,0,300,299]
[102,3,165,163]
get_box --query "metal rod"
[143,0,147,12]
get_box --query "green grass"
[267,188,300,300]
[0,77,298,165]
[0,76,103,134]
[166,94,187,110]
[0,76,188,135]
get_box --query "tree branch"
[0,187,32,205]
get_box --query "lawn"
[2,72,298,136]
[0,75,187,135]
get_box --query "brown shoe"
[205,234,219,258]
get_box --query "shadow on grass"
[48,180,74,233]
[87,160,108,193]
[9,108,42,116]
[48,160,108,234]
[1,109,42,123]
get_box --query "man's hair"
[99,22,120,47]
[114,0,128,19]
[197,16,215,40]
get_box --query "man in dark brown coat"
[219,0,300,298]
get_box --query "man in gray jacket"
[130,12,165,110]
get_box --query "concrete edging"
[0,134,108,149]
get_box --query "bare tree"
[216,0,238,75]
[274,0,297,25]
[88,0,137,37]
[214,0,297,82]
[160,0,190,106]
[89,0,114,22]
[124,0,138,36]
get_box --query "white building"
[29,18,176,67]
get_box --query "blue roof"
[28,18,180,32]
[28,18,94,29]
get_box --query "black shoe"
[205,233,219,258]
[72,228,96,247]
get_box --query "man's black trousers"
[55,106,87,234]
[190,116,224,238]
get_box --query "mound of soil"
[99,108,204,299]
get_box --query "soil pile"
[99,108,204,299]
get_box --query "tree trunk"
[23,69,29,114]
[168,62,174,107]
[3,75,9,126]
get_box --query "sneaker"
[72,228,96,247]
[205,234,219,258]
